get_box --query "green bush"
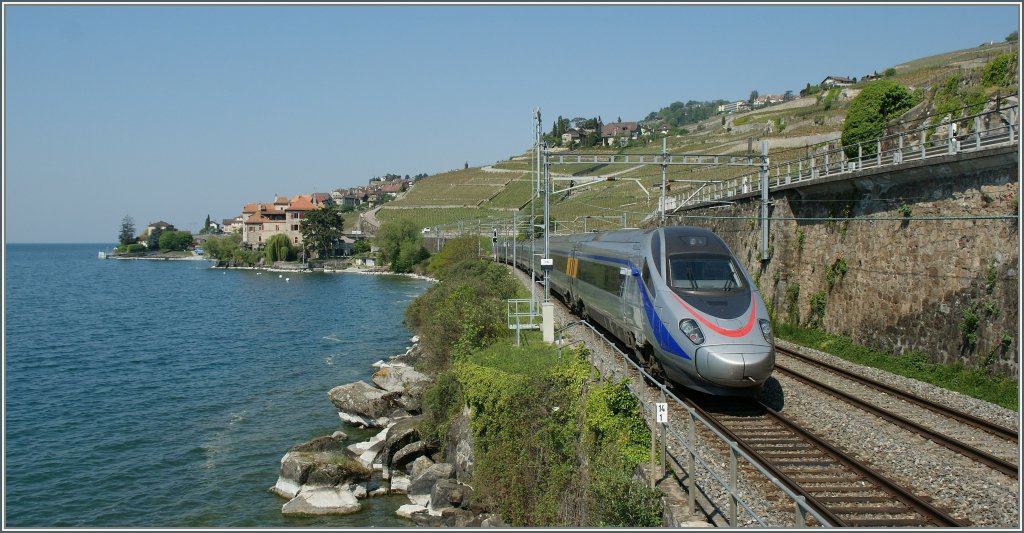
[405,257,519,370]
[982,52,1017,88]
[158,230,193,252]
[841,79,920,159]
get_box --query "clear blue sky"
[4,2,1020,243]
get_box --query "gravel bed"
[777,350,1019,465]
[510,268,1020,528]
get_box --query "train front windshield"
[668,254,746,292]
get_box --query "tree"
[748,90,759,104]
[352,239,371,254]
[884,67,897,77]
[147,226,164,250]
[300,204,345,259]
[376,219,430,273]
[118,215,136,246]
[158,230,192,252]
[841,79,920,159]
[783,90,795,101]
[199,214,213,234]
[265,233,293,263]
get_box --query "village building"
[600,122,641,146]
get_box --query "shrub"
[982,52,1017,88]
[841,80,920,158]
[808,291,827,329]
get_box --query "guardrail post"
[920,129,926,159]
[1009,108,1016,144]
[729,443,738,527]
[896,134,903,163]
[687,409,697,516]
[857,142,862,166]
[794,496,807,528]
[975,116,982,150]
[876,141,882,166]
[660,389,667,478]
[650,410,657,489]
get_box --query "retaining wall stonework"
[666,146,1019,378]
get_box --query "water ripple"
[5,244,430,527]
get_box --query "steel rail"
[759,402,967,528]
[685,396,967,527]
[777,346,1018,443]
[774,361,1019,479]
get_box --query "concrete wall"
[666,146,1019,379]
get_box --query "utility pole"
[541,142,554,343]
[532,109,541,322]
[760,140,770,260]
[661,137,668,225]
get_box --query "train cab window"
[668,254,746,292]
[642,261,655,294]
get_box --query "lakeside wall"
[665,146,1019,379]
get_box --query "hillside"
[377,40,1018,234]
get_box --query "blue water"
[4,244,432,527]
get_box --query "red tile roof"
[287,195,317,211]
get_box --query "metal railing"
[507,298,541,345]
[567,320,831,528]
[675,102,1019,209]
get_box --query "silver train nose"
[695,344,776,387]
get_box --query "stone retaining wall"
[667,146,1019,378]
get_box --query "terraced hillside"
[376,40,1017,235]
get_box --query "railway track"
[676,393,967,527]
[775,346,1018,479]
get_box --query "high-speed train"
[500,226,775,396]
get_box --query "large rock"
[407,463,455,506]
[281,486,361,515]
[269,435,370,499]
[327,381,401,428]
[444,405,474,481]
[379,416,427,474]
[371,364,430,410]
[391,441,430,473]
[429,478,474,513]
[395,504,428,519]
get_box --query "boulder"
[441,507,481,527]
[371,364,430,410]
[291,434,348,453]
[269,439,371,500]
[407,463,455,506]
[281,486,360,515]
[391,441,430,473]
[430,478,474,513]
[327,381,401,428]
[409,455,434,479]
[395,504,429,519]
[305,456,371,486]
[378,416,423,470]
[390,474,411,494]
[444,405,474,481]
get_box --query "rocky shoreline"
[268,337,502,526]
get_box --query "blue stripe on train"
[575,253,690,360]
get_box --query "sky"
[3,2,1020,243]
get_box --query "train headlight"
[759,319,774,344]
[679,319,705,345]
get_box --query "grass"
[777,323,1018,411]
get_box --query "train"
[498,226,775,396]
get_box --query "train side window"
[651,232,662,275]
[642,261,655,294]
